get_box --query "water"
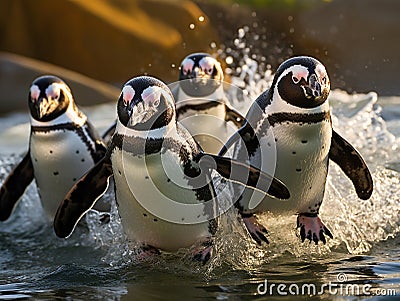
[1,38,400,301]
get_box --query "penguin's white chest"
[177,102,237,154]
[239,119,332,214]
[30,129,95,219]
[111,148,211,252]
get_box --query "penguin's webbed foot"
[192,240,213,265]
[297,213,333,244]
[241,213,269,245]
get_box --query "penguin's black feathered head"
[117,76,175,130]
[29,75,73,121]
[272,56,330,109]
[178,53,224,97]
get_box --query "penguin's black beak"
[36,96,60,119]
[191,67,211,84]
[127,100,146,127]
[302,74,322,100]
[128,97,160,128]
[309,74,322,98]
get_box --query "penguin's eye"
[292,76,300,84]
[201,65,214,75]
[122,85,135,106]
[204,67,213,75]
[30,85,40,102]
[321,76,327,85]
[152,97,160,108]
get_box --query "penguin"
[53,76,290,263]
[172,53,246,154]
[0,75,109,222]
[218,56,373,245]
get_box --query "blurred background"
[0,0,398,113]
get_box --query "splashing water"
[81,72,399,273]
[323,92,400,254]
[216,27,400,260]
[0,28,399,292]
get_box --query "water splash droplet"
[225,56,233,65]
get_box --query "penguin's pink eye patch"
[181,58,194,75]
[199,57,215,75]
[30,85,40,102]
[122,85,135,106]
[45,83,61,101]
[142,86,162,109]
[290,65,309,85]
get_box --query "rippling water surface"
[0,39,399,300]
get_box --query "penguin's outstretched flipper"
[0,152,34,221]
[54,154,113,238]
[196,153,290,200]
[329,130,373,200]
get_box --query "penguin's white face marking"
[290,65,309,85]
[142,86,162,109]
[181,58,195,75]
[45,83,61,101]
[30,85,40,102]
[199,57,216,75]
[29,82,64,104]
[199,56,223,82]
[122,85,135,106]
